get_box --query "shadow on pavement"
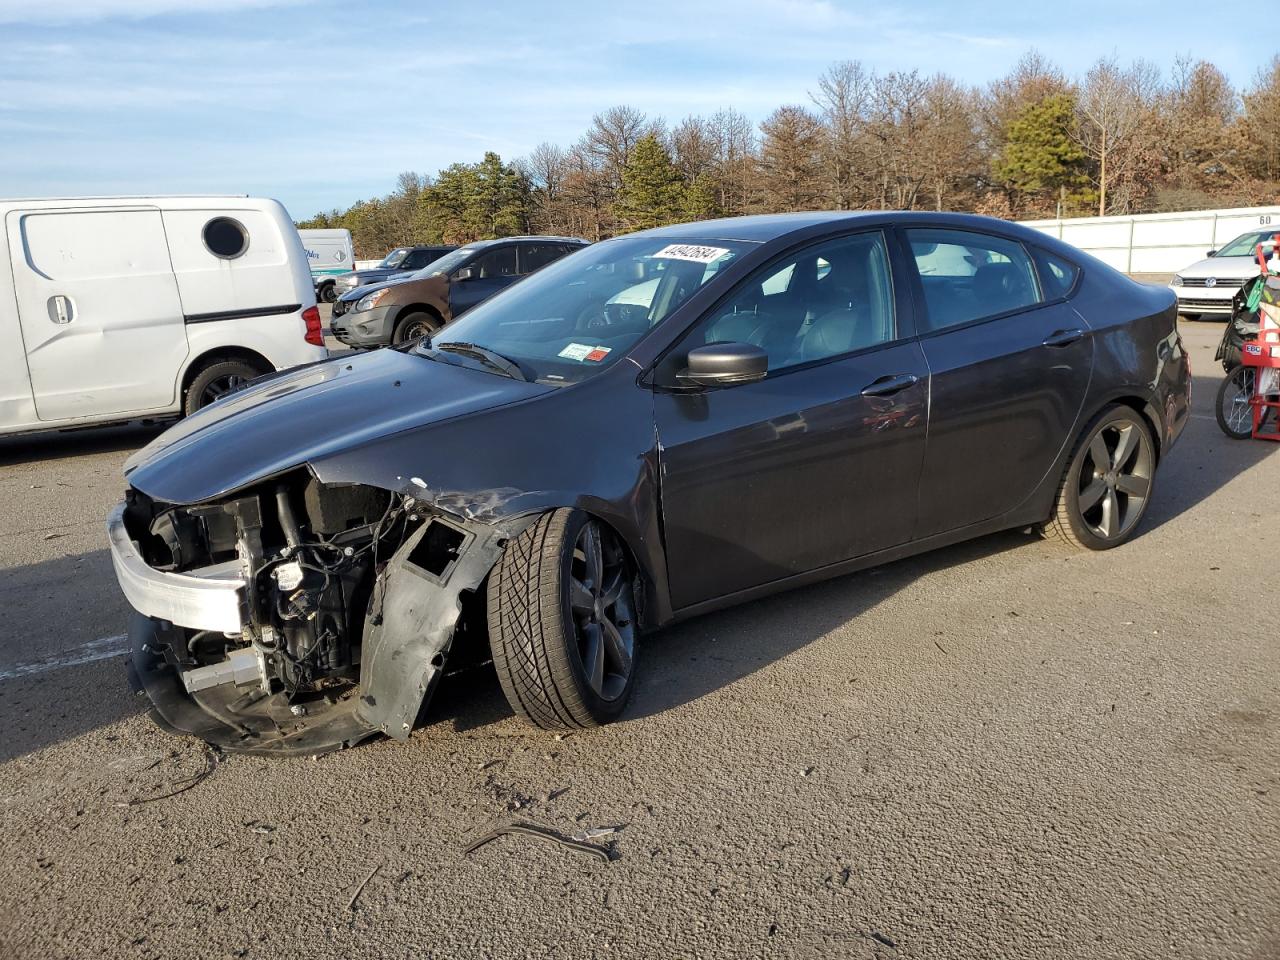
[0,421,166,468]
[1140,373,1279,534]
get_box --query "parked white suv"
[1170,229,1278,318]
[0,196,327,437]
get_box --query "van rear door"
[7,207,188,421]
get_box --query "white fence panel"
[1019,206,1280,274]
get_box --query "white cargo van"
[299,227,355,303]
[0,196,328,437]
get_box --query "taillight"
[302,305,323,346]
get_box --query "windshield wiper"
[433,341,528,382]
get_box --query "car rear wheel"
[1216,365,1256,440]
[392,311,438,344]
[488,509,638,730]
[184,359,264,415]
[1045,405,1156,550]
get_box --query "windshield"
[416,236,752,384]
[380,247,410,268]
[1216,231,1278,258]
[412,248,476,279]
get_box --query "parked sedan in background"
[331,235,588,346]
[1171,229,1278,319]
[331,244,455,298]
[109,212,1189,755]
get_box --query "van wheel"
[319,283,337,303]
[185,360,263,415]
[393,312,439,344]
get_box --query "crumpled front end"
[108,470,528,755]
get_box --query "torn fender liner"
[357,512,531,738]
[127,613,380,756]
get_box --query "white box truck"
[299,228,355,303]
[0,195,328,436]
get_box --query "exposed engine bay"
[115,470,529,754]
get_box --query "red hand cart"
[1241,339,1280,441]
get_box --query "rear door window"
[399,249,437,270]
[905,228,1042,333]
[473,246,517,279]
[518,244,567,274]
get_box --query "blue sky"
[0,0,1267,220]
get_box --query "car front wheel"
[1046,405,1156,550]
[488,509,638,729]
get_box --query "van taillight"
[302,305,323,346]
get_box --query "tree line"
[298,51,1280,257]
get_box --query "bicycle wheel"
[1215,365,1255,440]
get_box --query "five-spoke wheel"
[1047,405,1155,550]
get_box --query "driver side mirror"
[454,266,477,282]
[1206,249,1217,258]
[677,342,768,387]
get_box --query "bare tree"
[757,106,824,211]
[522,142,570,234]
[811,60,874,209]
[707,108,758,216]
[1240,56,1280,183]
[918,76,981,211]
[865,71,932,209]
[1074,57,1160,215]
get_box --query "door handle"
[860,373,920,397]
[47,295,73,325]
[1042,328,1085,348]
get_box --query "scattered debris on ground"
[346,862,380,911]
[463,822,617,863]
[114,743,221,807]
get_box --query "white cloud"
[0,0,308,25]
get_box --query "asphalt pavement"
[0,317,1276,960]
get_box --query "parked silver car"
[1170,229,1277,318]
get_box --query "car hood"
[341,268,406,285]
[1176,256,1262,278]
[337,273,430,303]
[124,348,553,505]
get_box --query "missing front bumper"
[127,613,379,756]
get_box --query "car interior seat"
[972,262,1034,316]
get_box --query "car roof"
[624,211,1051,245]
[458,235,589,248]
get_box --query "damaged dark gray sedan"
[107,212,1191,754]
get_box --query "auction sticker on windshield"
[651,244,730,264]
[558,343,613,362]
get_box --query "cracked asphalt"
[0,319,1276,960]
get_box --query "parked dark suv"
[331,236,588,347]
[331,245,456,299]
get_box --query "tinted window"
[1032,248,1080,299]
[203,217,248,259]
[682,231,895,373]
[473,246,517,279]
[399,248,438,270]
[519,244,568,274]
[906,228,1040,333]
